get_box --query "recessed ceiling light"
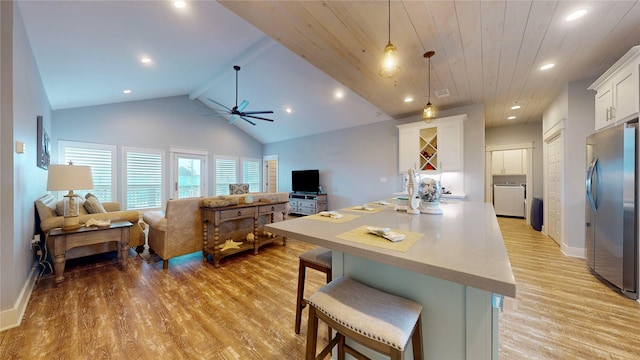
[511,104,521,110]
[404,97,413,103]
[173,1,186,8]
[566,9,587,21]
[140,57,151,64]
[540,63,555,71]
[123,89,132,94]
[335,90,344,99]
[507,116,516,120]
[285,108,292,113]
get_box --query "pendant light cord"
[428,56,431,102]
[387,0,391,43]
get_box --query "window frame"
[241,157,262,193]
[57,140,117,201]
[122,146,165,211]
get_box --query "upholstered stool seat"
[306,277,423,360]
[295,247,332,334]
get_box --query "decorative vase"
[418,177,443,215]
[420,200,442,215]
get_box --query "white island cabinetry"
[397,114,465,173]
[265,201,515,359]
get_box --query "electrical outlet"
[31,234,40,250]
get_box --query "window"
[58,141,116,201]
[123,147,164,210]
[215,156,237,195]
[242,158,261,192]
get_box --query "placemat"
[306,212,360,223]
[336,225,422,252]
[340,205,387,214]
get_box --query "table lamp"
[47,163,94,230]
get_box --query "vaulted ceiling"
[18,1,640,144]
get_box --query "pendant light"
[423,51,437,121]
[379,0,400,78]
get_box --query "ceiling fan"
[205,65,275,125]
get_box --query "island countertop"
[266,200,516,297]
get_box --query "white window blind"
[215,157,237,195]
[59,141,115,201]
[242,158,261,192]
[124,148,164,210]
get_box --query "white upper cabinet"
[397,114,465,174]
[492,149,525,175]
[589,46,640,131]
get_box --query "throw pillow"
[84,193,107,214]
[229,183,249,195]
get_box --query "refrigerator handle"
[586,157,598,212]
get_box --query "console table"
[201,200,288,267]
[289,193,327,215]
[47,220,132,283]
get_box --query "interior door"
[171,150,207,199]
[263,154,278,193]
[547,134,562,244]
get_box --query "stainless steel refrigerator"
[585,121,638,299]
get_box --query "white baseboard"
[0,266,38,331]
[562,243,585,259]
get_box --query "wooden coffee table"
[47,220,133,283]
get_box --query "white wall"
[543,78,595,257]
[486,122,543,198]
[51,95,264,199]
[1,2,53,329]
[264,103,486,210]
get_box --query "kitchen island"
[265,200,515,359]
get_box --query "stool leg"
[305,306,319,360]
[326,270,332,341]
[337,333,346,360]
[295,259,306,334]
[411,315,424,360]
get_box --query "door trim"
[169,147,208,199]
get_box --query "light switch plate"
[16,141,25,154]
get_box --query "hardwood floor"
[498,217,640,359]
[1,217,639,359]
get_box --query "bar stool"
[305,277,423,360]
[295,247,332,334]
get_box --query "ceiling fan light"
[423,102,437,122]
[379,42,400,78]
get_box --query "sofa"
[142,192,290,269]
[35,194,145,260]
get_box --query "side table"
[47,220,133,283]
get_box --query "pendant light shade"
[423,101,436,120]
[423,51,437,121]
[379,0,400,78]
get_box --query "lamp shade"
[47,164,94,191]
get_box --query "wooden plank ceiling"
[221,0,640,128]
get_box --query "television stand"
[289,193,327,216]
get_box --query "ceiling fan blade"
[244,114,275,122]
[202,113,229,117]
[241,110,274,115]
[240,116,257,126]
[237,100,249,112]
[206,98,232,112]
[229,114,237,125]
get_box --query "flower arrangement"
[417,176,442,202]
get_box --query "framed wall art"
[36,115,50,170]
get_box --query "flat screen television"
[292,170,320,193]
